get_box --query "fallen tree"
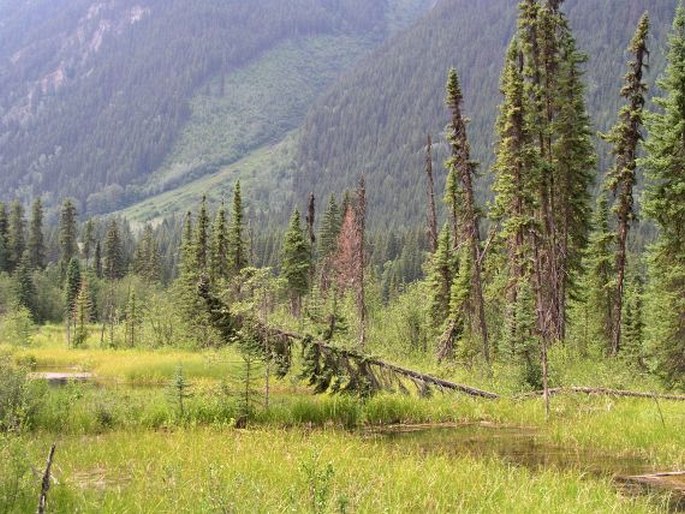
[198,277,682,403]
[521,387,685,402]
[198,277,499,399]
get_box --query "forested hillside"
[295,0,678,228]
[0,0,679,229]
[0,0,432,214]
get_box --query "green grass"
[2,324,684,512]
[10,427,666,513]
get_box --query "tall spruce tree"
[14,251,37,320]
[603,13,650,356]
[133,224,161,284]
[28,198,45,270]
[228,182,248,276]
[59,199,78,278]
[7,200,25,274]
[103,219,125,281]
[495,0,595,346]
[281,208,311,316]
[64,257,81,326]
[82,219,96,265]
[491,38,537,352]
[427,225,455,330]
[579,194,615,348]
[641,2,685,389]
[71,278,92,348]
[195,195,210,270]
[443,68,490,364]
[210,200,229,283]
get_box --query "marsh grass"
[2,324,683,512]
[16,427,665,513]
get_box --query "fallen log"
[308,339,500,399]
[36,444,56,514]
[520,387,685,402]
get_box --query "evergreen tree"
[281,209,311,316]
[210,200,229,283]
[27,198,45,270]
[64,257,81,321]
[94,240,103,279]
[195,195,210,270]
[443,68,490,363]
[14,251,37,320]
[495,0,595,346]
[103,219,125,281]
[133,224,161,283]
[641,2,685,389]
[7,200,25,274]
[579,194,615,348]
[602,13,649,356]
[71,278,92,348]
[622,273,645,366]
[426,225,455,328]
[59,199,78,277]
[491,38,537,351]
[124,289,142,347]
[318,194,341,289]
[82,219,96,264]
[228,182,248,275]
[179,211,195,276]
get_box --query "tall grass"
[17,427,664,513]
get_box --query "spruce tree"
[14,251,37,320]
[28,198,45,270]
[602,13,649,356]
[443,68,489,363]
[282,208,311,316]
[210,200,229,283]
[82,219,96,264]
[318,194,341,289]
[64,257,81,325]
[495,0,595,346]
[94,240,103,279]
[491,39,537,350]
[641,2,685,389]
[133,224,161,283]
[228,182,248,276]
[59,199,78,277]
[579,194,615,348]
[427,225,455,329]
[7,200,25,274]
[124,290,141,347]
[103,219,125,281]
[71,278,92,348]
[195,195,210,270]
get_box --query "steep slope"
[294,0,678,228]
[0,0,433,213]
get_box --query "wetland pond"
[366,422,685,511]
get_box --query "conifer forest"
[1,1,685,512]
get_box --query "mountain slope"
[0,0,433,212]
[294,0,678,228]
